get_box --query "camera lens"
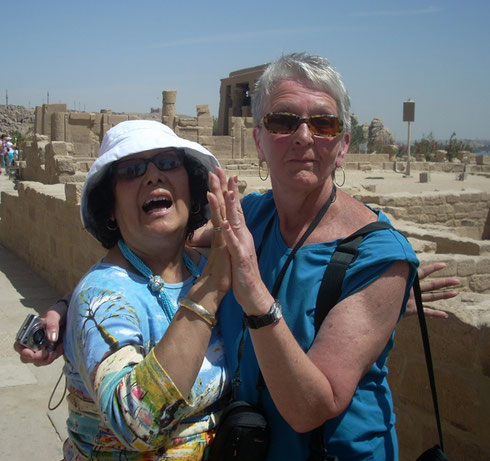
[32,328,46,344]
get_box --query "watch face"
[272,301,283,319]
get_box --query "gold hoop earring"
[334,166,345,187]
[191,202,201,215]
[259,161,269,181]
[107,219,118,231]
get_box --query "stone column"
[162,90,177,129]
[51,112,66,141]
[34,106,43,134]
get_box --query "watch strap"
[244,301,282,329]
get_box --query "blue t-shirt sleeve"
[339,225,419,314]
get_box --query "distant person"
[6,138,15,167]
[0,134,8,173]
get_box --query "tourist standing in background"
[0,134,8,173]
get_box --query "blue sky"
[5,0,489,142]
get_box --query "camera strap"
[48,369,67,411]
[232,186,337,404]
[238,186,337,401]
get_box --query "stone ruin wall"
[23,104,148,184]
[20,98,490,189]
[0,177,489,460]
[389,300,489,461]
[20,95,261,186]
[162,90,257,165]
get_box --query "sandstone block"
[55,156,76,174]
[407,237,437,253]
[476,154,490,165]
[361,184,376,193]
[395,360,433,410]
[408,205,424,216]
[476,258,490,274]
[58,172,87,184]
[456,259,476,276]
[198,127,213,137]
[69,112,92,122]
[343,161,359,170]
[178,117,198,127]
[429,314,481,370]
[176,126,198,142]
[435,238,481,255]
[435,150,447,162]
[395,161,406,172]
[65,183,83,205]
[48,141,74,156]
[105,114,128,126]
[469,274,490,292]
[436,369,481,433]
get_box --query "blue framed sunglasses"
[112,148,185,180]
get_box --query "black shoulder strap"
[312,221,445,458]
[310,221,393,460]
[413,276,445,452]
[314,221,392,332]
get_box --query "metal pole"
[406,120,411,176]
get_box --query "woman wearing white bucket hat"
[59,120,230,460]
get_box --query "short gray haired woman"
[215,52,419,460]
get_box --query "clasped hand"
[207,169,273,316]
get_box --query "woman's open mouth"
[142,196,172,214]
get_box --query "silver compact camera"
[16,314,56,352]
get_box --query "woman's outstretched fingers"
[208,171,227,221]
[215,168,229,219]
[223,189,244,233]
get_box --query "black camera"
[16,314,56,352]
[207,401,270,461]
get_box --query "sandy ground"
[239,168,489,196]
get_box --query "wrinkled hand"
[187,169,231,312]
[13,298,68,366]
[213,172,273,315]
[405,262,460,318]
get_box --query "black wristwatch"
[243,300,283,329]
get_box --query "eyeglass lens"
[263,113,343,137]
[114,149,184,179]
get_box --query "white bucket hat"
[81,120,220,239]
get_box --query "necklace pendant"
[149,275,164,293]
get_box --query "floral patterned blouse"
[63,257,229,460]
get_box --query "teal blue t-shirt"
[218,190,419,461]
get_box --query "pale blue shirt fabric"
[63,256,229,459]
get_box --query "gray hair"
[251,52,351,134]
